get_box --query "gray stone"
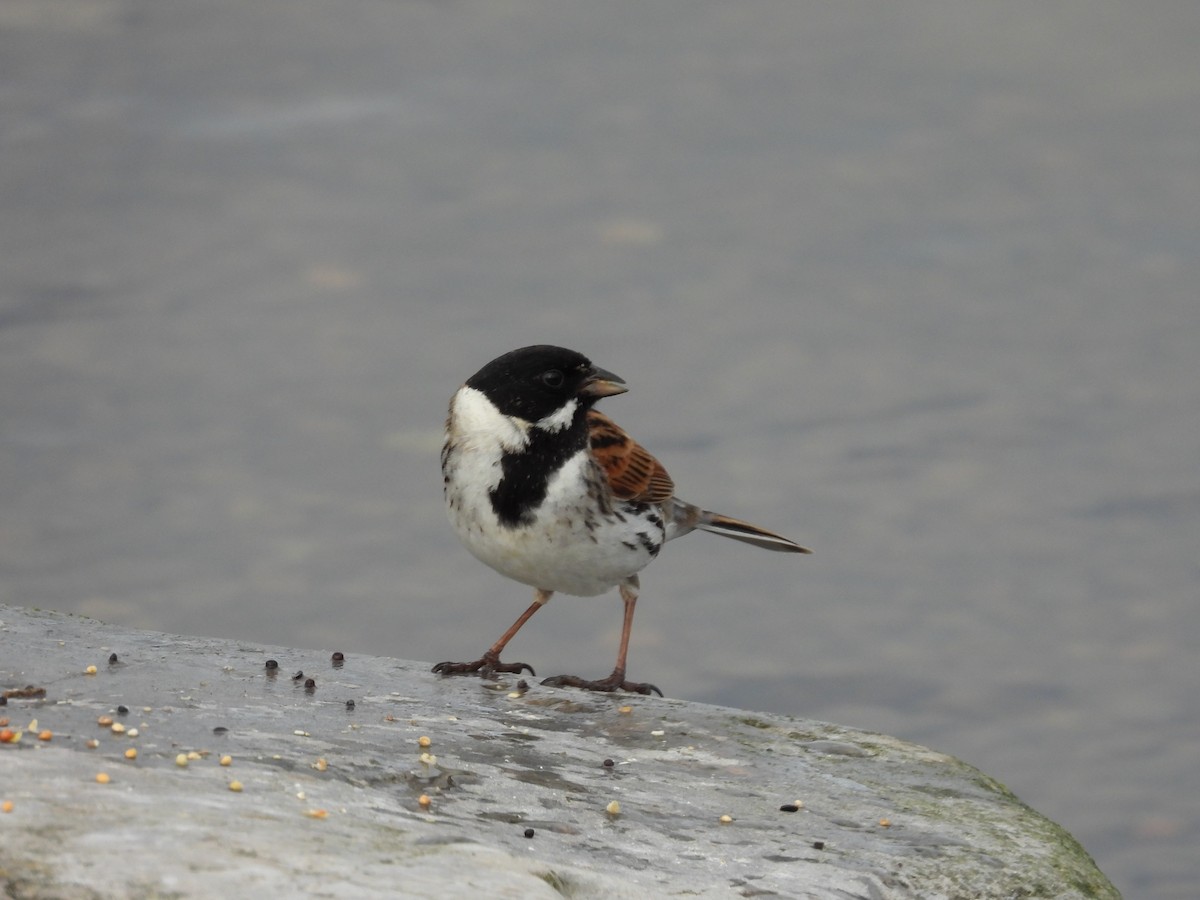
[0,605,1118,899]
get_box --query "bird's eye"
[540,369,565,388]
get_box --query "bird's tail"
[668,500,811,554]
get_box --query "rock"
[0,604,1118,899]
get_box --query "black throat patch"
[490,412,590,528]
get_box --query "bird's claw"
[432,653,535,678]
[540,672,663,697]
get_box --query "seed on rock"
[110,722,126,734]
[1,801,13,813]
[108,653,120,664]
[617,706,633,715]
[417,735,432,748]
[97,716,113,727]
[124,748,138,760]
[265,659,279,670]
[523,828,535,838]
[220,755,233,767]
[305,808,328,819]
[417,794,432,809]
[116,705,129,715]
[813,840,825,850]
[719,814,733,824]
[313,757,328,772]
[779,803,800,813]
[85,665,97,675]
[85,738,99,749]
[331,652,345,667]
[175,753,189,768]
[38,730,53,742]
[228,780,243,792]
[878,817,891,828]
[95,772,110,784]
[606,800,621,817]
[345,700,356,711]
[602,758,615,768]
[127,728,139,738]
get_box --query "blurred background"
[2,2,1197,896]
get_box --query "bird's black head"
[465,345,626,424]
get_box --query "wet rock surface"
[0,605,1118,898]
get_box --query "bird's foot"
[541,669,662,697]
[432,650,535,678]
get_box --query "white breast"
[443,388,663,597]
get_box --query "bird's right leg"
[432,588,551,678]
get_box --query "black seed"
[516,680,529,691]
[116,705,129,716]
[602,759,615,768]
[779,803,799,813]
[265,659,279,670]
[813,841,825,850]
[345,700,356,711]
[108,653,120,664]
[331,651,344,668]
[523,828,535,838]
[304,678,317,692]
[292,670,304,680]
[213,726,228,735]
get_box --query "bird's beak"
[580,365,628,398]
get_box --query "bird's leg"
[541,578,662,697]
[432,589,550,678]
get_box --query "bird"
[433,345,810,696]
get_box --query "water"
[3,2,1197,896]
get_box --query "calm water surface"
[3,3,1197,896]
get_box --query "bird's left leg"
[541,577,662,697]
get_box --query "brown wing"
[587,410,675,504]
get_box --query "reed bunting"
[434,345,809,696]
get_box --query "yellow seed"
[305,808,329,819]
[124,748,138,760]
[417,735,431,748]
[417,794,432,809]
[95,772,110,784]
[85,665,97,675]
[186,750,202,760]
[419,752,436,766]
[879,818,891,828]
[220,755,233,767]
[617,706,633,715]
[126,728,139,738]
[97,715,113,727]
[606,800,621,816]
[719,814,733,824]
[1,800,13,813]
[228,780,243,792]
[794,800,805,809]
[175,753,189,768]
[85,738,99,749]
[38,730,53,742]
[312,757,328,772]
[110,722,126,734]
